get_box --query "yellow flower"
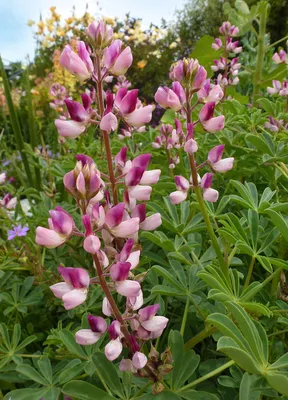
[56,30,65,37]
[31,89,40,95]
[37,20,45,33]
[137,60,147,69]
[169,42,177,49]
[50,6,56,12]
[27,20,35,27]
[66,17,73,24]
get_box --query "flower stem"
[95,55,118,204]
[177,360,235,392]
[185,90,228,281]
[252,1,268,106]
[180,298,190,336]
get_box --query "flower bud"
[87,20,113,49]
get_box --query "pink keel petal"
[203,188,219,202]
[139,170,161,185]
[132,352,148,369]
[50,282,72,299]
[100,112,118,132]
[62,288,87,310]
[105,338,123,361]
[141,316,169,332]
[126,250,141,269]
[83,235,101,254]
[213,158,234,172]
[169,191,187,205]
[55,119,86,139]
[35,227,65,248]
[140,214,162,231]
[111,218,140,237]
[129,185,152,201]
[116,280,141,297]
[75,329,101,345]
[202,116,225,132]
[125,106,153,127]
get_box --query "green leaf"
[190,35,221,77]
[16,364,49,385]
[62,380,115,400]
[266,209,288,242]
[58,359,83,384]
[246,134,274,156]
[37,357,53,385]
[93,353,124,398]
[239,373,262,400]
[140,392,181,400]
[179,391,219,400]
[217,337,260,374]
[59,330,86,358]
[265,371,288,396]
[269,352,288,370]
[152,265,184,291]
[4,388,49,400]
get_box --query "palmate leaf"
[62,380,114,400]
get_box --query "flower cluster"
[211,21,242,88]
[154,57,233,203]
[36,19,169,385]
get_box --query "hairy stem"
[185,89,228,281]
[180,298,190,336]
[252,1,268,106]
[243,256,255,290]
[177,360,235,392]
[95,55,118,204]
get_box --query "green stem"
[184,327,216,351]
[180,298,190,336]
[268,328,288,338]
[270,268,281,297]
[177,360,235,392]
[265,35,288,50]
[132,381,153,399]
[243,256,256,290]
[194,186,228,281]
[252,1,268,106]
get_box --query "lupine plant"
[1,1,288,399]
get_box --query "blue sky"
[0,0,184,63]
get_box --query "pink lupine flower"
[192,66,207,91]
[132,204,162,231]
[199,102,225,132]
[272,50,287,64]
[226,38,242,53]
[154,83,185,111]
[267,80,282,95]
[115,88,152,127]
[35,207,74,248]
[279,81,288,96]
[7,224,29,240]
[104,40,133,76]
[0,193,17,209]
[264,116,281,132]
[82,215,101,254]
[208,145,234,172]
[197,80,224,104]
[115,147,128,170]
[219,21,239,37]
[169,175,190,204]
[76,315,107,345]
[105,321,123,360]
[87,20,113,48]
[184,138,198,154]
[102,297,113,316]
[55,98,90,139]
[64,155,103,201]
[169,60,185,82]
[132,352,148,369]
[60,41,93,81]
[0,172,6,184]
[120,359,137,373]
[126,290,144,311]
[100,112,118,132]
[212,38,223,50]
[105,203,140,238]
[50,267,90,310]
[115,239,140,270]
[136,304,169,339]
[110,261,141,297]
[201,173,219,202]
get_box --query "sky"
[0,0,185,63]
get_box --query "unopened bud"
[152,382,164,395]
